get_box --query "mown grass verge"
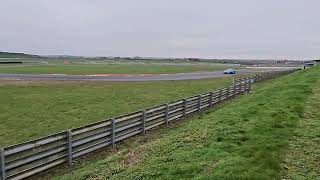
[0,77,231,147]
[281,74,320,179]
[49,67,319,179]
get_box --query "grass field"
[45,67,320,179]
[0,77,232,147]
[0,63,236,75]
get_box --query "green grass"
[281,76,320,179]
[0,77,231,147]
[0,64,233,75]
[48,67,320,179]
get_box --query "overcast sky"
[0,0,319,59]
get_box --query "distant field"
[0,64,238,75]
[0,56,242,75]
[0,77,231,147]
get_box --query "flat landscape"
[47,66,319,179]
[0,56,318,179]
[1,2,318,179]
[0,76,232,147]
[0,61,237,75]
[0,58,239,147]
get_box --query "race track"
[0,70,264,81]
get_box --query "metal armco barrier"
[0,69,299,180]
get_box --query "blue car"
[223,69,236,74]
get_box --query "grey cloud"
[0,0,319,59]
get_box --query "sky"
[0,0,319,60]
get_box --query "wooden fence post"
[240,78,242,92]
[111,118,116,147]
[197,95,201,113]
[0,148,5,180]
[244,77,247,92]
[209,91,213,106]
[141,110,146,134]
[233,83,236,96]
[183,99,187,118]
[165,103,169,126]
[227,87,230,99]
[244,77,247,93]
[238,77,242,93]
[219,89,222,102]
[67,130,73,167]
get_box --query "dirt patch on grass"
[121,150,142,167]
[0,80,74,86]
[0,80,39,86]
[0,80,116,86]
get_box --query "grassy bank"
[281,75,320,179]
[0,77,231,147]
[0,64,232,75]
[50,67,319,179]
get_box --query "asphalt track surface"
[0,69,284,82]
